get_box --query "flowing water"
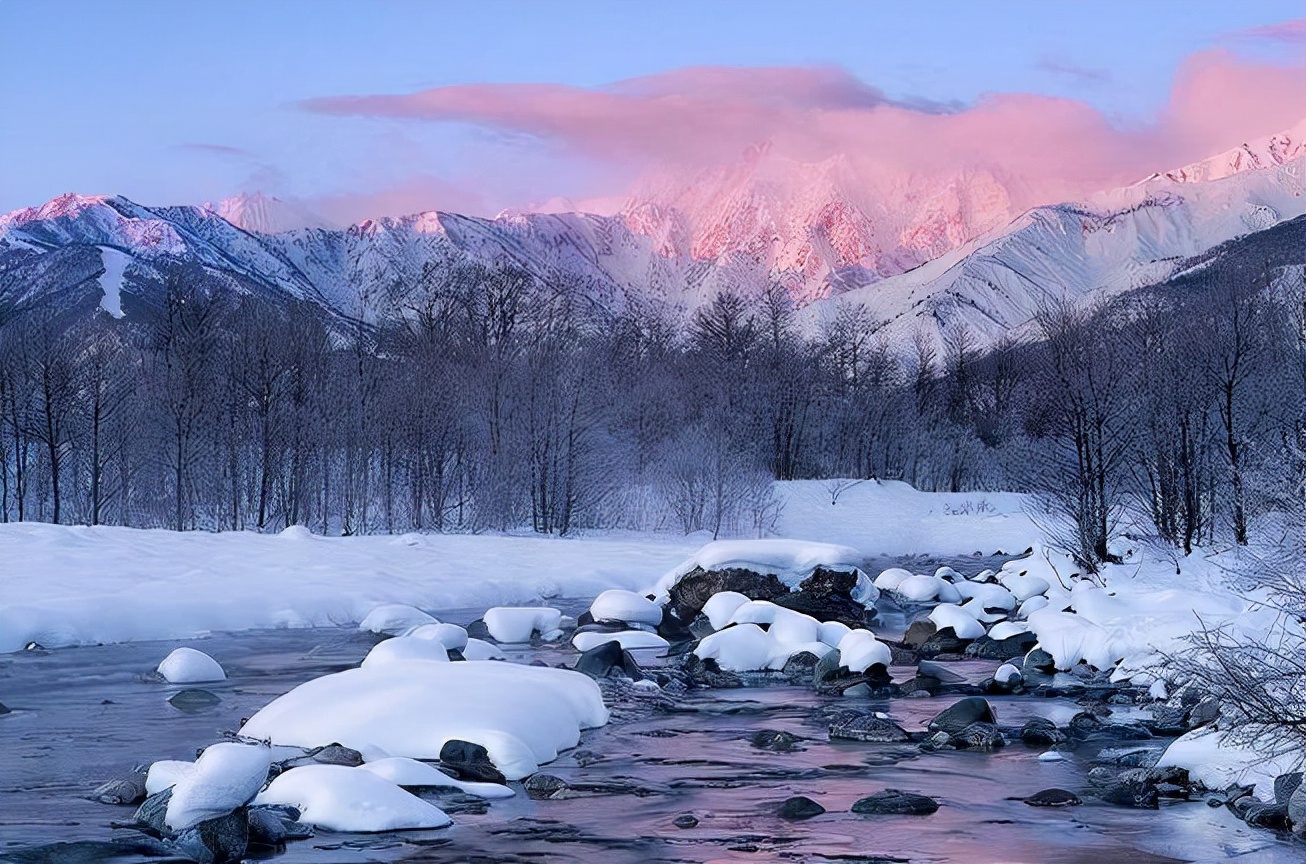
[1,598,1301,864]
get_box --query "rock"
[967,632,1038,661]
[666,567,789,623]
[133,788,173,837]
[1288,784,1306,831]
[575,640,645,681]
[673,653,743,689]
[927,697,995,735]
[1146,705,1189,736]
[438,740,506,784]
[812,648,871,695]
[1019,717,1064,747]
[916,659,967,686]
[310,743,364,767]
[168,689,221,713]
[524,774,570,800]
[829,714,910,743]
[953,722,1006,750]
[171,807,249,864]
[780,651,821,683]
[750,730,802,752]
[778,795,825,820]
[1275,772,1303,806]
[1244,800,1290,830]
[656,604,695,643]
[246,805,312,846]
[772,568,872,628]
[1025,788,1081,807]
[919,627,971,657]
[1022,648,1056,676]
[673,814,699,829]
[851,789,939,816]
[1092,773,1161,809]
[0,701,10,715]
[1186,696,1221,728]
[902,620,937,648]
[95,773,147,806]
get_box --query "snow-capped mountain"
[2,119,1305,346]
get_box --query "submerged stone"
[778,795,825,820]
[851,789,939,816]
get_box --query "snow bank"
[589,589,662,626]
[571,630,668,652]
[255,764,451,832]
[483,607,563,643]
[157,647,225,684]
[165,743,271,831]
[653,538,875,603]
[240,660,607,780]
[1156,728,1303,795]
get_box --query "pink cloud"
[1229,18,1306,45]
[300,53,1306,220]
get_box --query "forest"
[0,256,1301,570]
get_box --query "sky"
[2,0,1305,222]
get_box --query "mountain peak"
[1141,117,1306,187]
[203,192,326,234]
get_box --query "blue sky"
[2,0,1304,216]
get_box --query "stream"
[1,597,1302,864]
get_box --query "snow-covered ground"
[0,481,1040,653]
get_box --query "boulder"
[829,713,910,743]
[916,660,967,686]
[772,568,872,628]
[918,627,972,657]
[953,722,1006,750]
[1025,788,1081,807]
[780,650,822,683]
[1019,717,1064,747]
[523,774,570,800]
[927,697,996,736]
[778,796,825,820]
[901,620,937,648]
[172,808,249,864]
[751,730,802,752]
[851,789,939,816]
[246,805,312,846]
[666,567,789,623]
[1275,772,1303,806]
[673,814,699,829]
[574,640,645,681]
[1289,784,1306,832]
[95,773,147,806]
[438,740,506,785]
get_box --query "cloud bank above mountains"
[299,44,1306,225]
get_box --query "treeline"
[0,257,1300,566]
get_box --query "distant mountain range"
[2,118,1303,348]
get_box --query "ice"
[359,604,437,636]
[240,660,607,780]
[588,589,662,626]
[164,742,271,830]
[254,764,451,832]
[156,647,226,684]
[483,607,563,643]
[357,756,515,799]
[361,636,451,667]
[928,603,985,640]
[571,630,668,652]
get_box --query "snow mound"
[360,604,437,636]
[157,647,226,684]
[836,629,891,672]
[255,764,451,832]
[358,756,514,799]
[165,743,271,831]
[589,589,662,626]
[361,637,450,667]
[929,603,985,640]
[483,607,562,643]
[702,592,750,629]
[462,638,505,661]
[145,760,193,795]
[895,574,942,602]
[655,539,874,603]
[240,660,607,780]
[694,623,775,671]
[571,630,668,652]
[405,622,468,651]
[1155,728,1303,795]
[873,567,913,591]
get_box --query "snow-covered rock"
[165,743,271,831]
[358,756,514,799]
[461,638,505,661]
[928,604,985,640]
[157,647,226,684]
[1155,727,1303,795]
[405,622,469,651]
[588,589,662,627]
[1000,573,1051,602]
[987,621,1031,641]
[656,539,873,603]
[766,608,822,647]
[818,620,852,647]
[361,637,451,668]
[895,574,941,603]
[954,581,1017,611]
[482,607,563,643]
[994,663,1022,685]
[873,568,913,592]
[571,630,668,653]
[255,764,451,832]
[702,591,750,630]
[145,760,194,795]
[360,604,437,637]
[836,629,891,673]
[240,660,607,780]
[693,623,774,672]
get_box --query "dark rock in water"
[673,814,699,829]
[575,610,595,628]
[0,840,181,864]
[896,677,939,698]
[953,722,1006,750]
[94,773,146,805]
[439,739,506,784]
[778,795,825,820]
[672,653,743,689]
[917,659,967,686]
[852,789,939,815]
[1019,717,1064,747]
[829,713,910,743]
[751,729,802,752]
[575,640,645,681]
[1025,788,1081,807]
[780,651,821,683]
[968,632,1038,661]
[247,805,312,846]
[1145,705,1189,736]
[168,689,221,712]
[928,697,996,735]
[133,788,173,837]
[465,619,491,640]
[1022,648,1057,676]
[656,603,695,643]
[1066,711,1105,738]
[889,645,920,666]
[173,807,249,864]
[812,649,870,695]
[524,773,570,800]
[666,566,789,622]
[1243,800,1290,830]
[310,743,364,766]
[1094,777,1161,809]
[902,619,937,648]
[0,700,9,715]
[1275,772,1303,806]
[772,568,872,628]
[919,627,971,657]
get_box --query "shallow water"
[0,601,1301,864]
